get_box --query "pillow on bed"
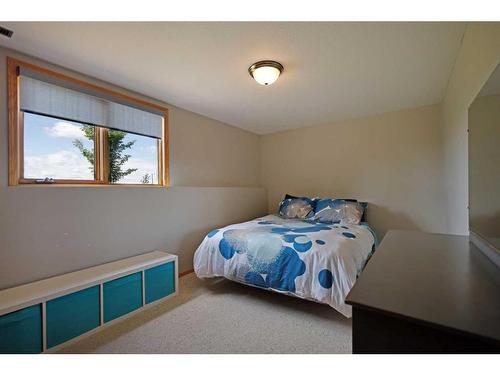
[343,199,368,222]
[278,194,316,219]
[313,199,364,224]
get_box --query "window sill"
[11,183,168,188]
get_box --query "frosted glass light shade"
[248,60,284,86]
[252,66,281,85]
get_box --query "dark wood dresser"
[345,230,500,353]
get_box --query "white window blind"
[19,68,164,139]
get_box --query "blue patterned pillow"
[313,198,365,224]
[278,194,316,219]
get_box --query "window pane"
[108,130,159,184]
[23,113,95,180]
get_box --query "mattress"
[194,214,377,317]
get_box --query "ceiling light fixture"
[248,60,284,86]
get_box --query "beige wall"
[468,94,500,239]
[170,106,260,187]
[0,47,266,289]
[259,22,500,239]
[441,23,500,235]
[260,104,446,238]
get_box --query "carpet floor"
[57,273,352,354]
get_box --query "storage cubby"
[0,304,42,354]
[145,261,175,304]
[0,251,177,353]
[103,272,143,323]
[46,285,100,348]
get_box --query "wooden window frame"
[7,57,169,187]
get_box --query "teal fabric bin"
[103,272,142,323]
[145,262,175,304]
[46,285,100,348]
[0,304,42,353]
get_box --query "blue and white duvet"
[194,215,376,317]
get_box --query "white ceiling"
[0,22,466,134]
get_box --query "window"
[108,130,160,185]
[8,58,169,186]
[23,113,97,181]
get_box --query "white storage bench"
[0,251,178,353]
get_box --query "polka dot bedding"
[193,214,377,318]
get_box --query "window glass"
[23,112,95,180]
[108,130,159,184]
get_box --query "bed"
[194,214,377,317]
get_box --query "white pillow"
[313,199,363,224]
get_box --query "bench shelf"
[0,251,178,353]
